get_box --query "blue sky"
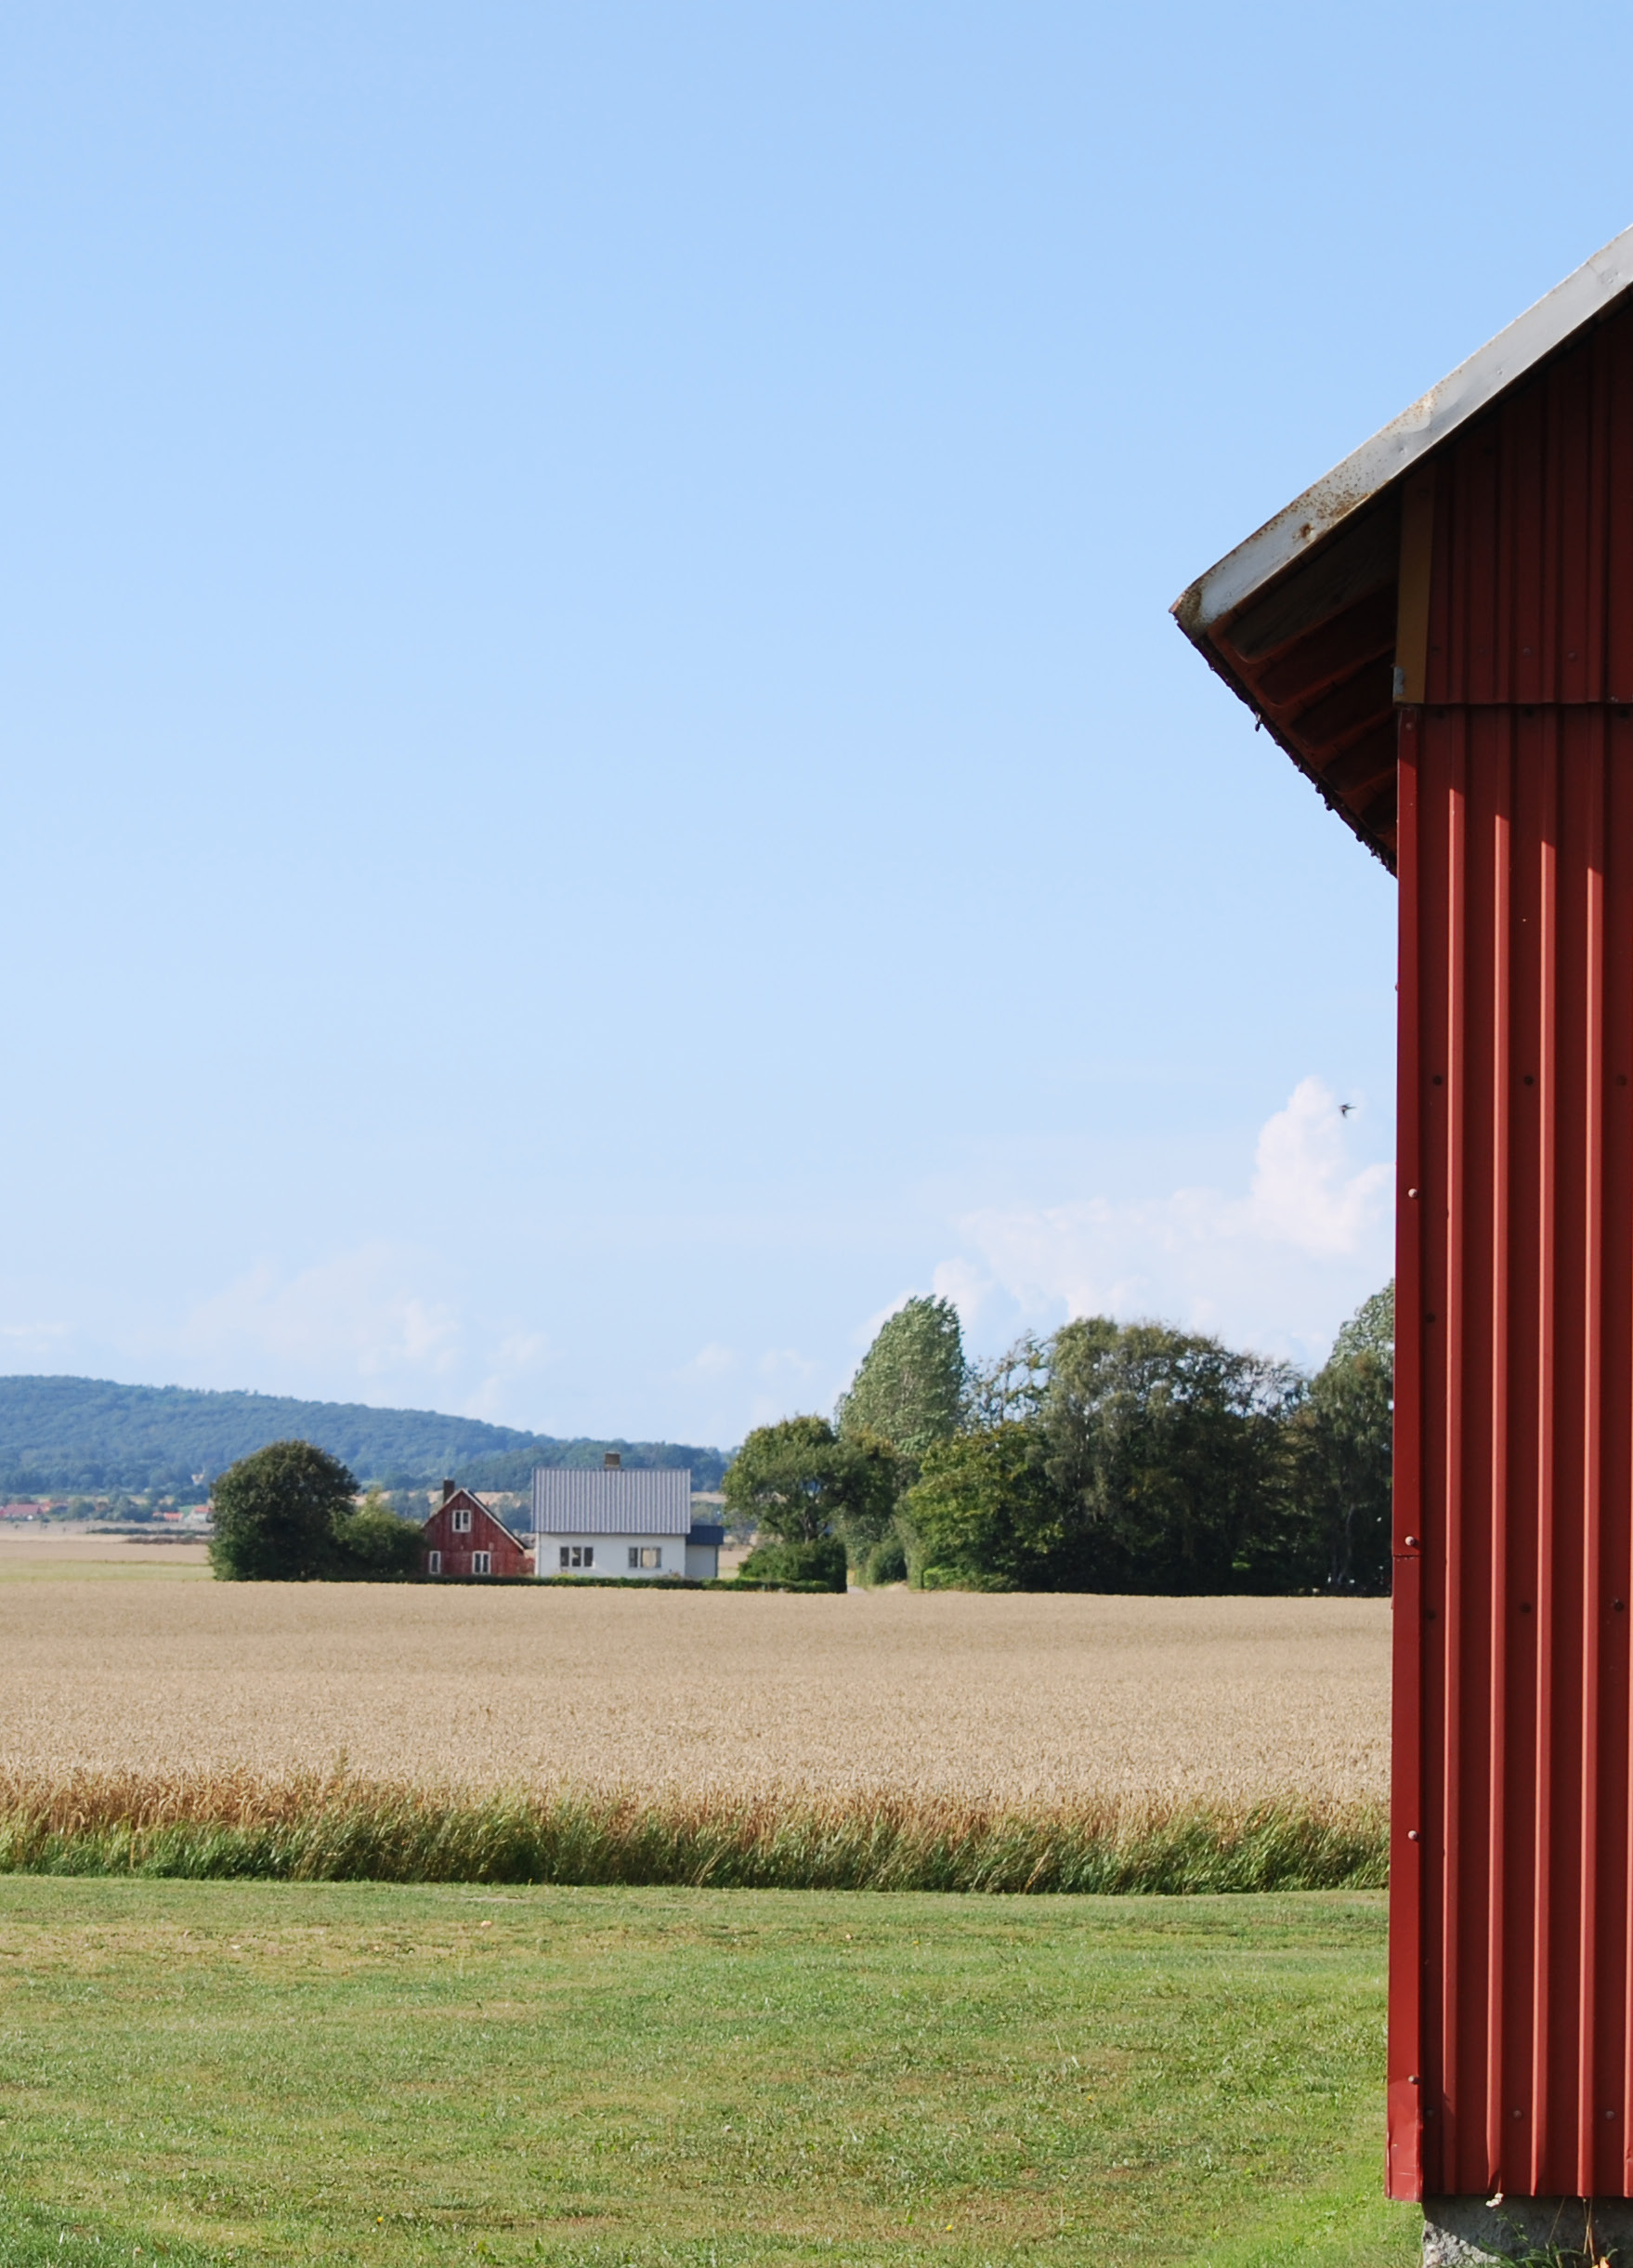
[1,1,1626,1445]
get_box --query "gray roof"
[531,1465,693,1536]
[1175,223,1633,638]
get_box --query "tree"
[900,1424,1068,1590]
[723,1415,898,1574]
[1041,1318,1305,1593]
[1291,1281,1393,1593]
[961,1333,1051,1430]
[208,1440,360,1581]
[837,1297,965,1469]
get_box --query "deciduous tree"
[723,1414,897,1576]
[900,1424,1067,1590]
[1290,1281,1393,1594]
[1041,1318,1305,1593]
[837,1297,965,1469]
[208,1440,360,1581]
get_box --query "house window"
[559,1545,594,1568]
[472,1551,491,1576]
[628,1547,640,1568]
[451,1507,472,1533]
[427,1550,442,1575]
[640,1546,661,1569]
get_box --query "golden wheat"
[0,1578,1388,1807]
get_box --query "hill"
[0,1376,728,1496]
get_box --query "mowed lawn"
[0,1880,1414,2268]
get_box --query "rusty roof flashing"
[1176,223,1633,638]
[1173,224,1633,871]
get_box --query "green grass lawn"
[0,1879,1416,2268]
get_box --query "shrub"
[860,1527,908,1585]
[736,1536,848,1591]
[333,1488,424,1580]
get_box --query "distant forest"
[0,1376,728,1496]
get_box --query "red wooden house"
[1177,224,1633,2257]
[422,1484,530,1580]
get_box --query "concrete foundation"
[1424,2196,1633,2265]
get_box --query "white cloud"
[0,1321,70,1356]
[757,1347,819,1381]
[676,1342,738,1379]
[179,1245,464,1398]
[931,1256,993,1327]
[1244,1077,1390,1254]
[463,1331,557,1422]
[852,1291,914,1347]
[949,1078,1391,1367]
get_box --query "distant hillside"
[0,1376,729,1494]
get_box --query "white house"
[530,1456,724,1580]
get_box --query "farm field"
[0,1581,1388,1808]
[0,1536,210,1581]
[0,1876,1412,2268]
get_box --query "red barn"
[421,1483,530,1580]
[1178,226,1633,2259]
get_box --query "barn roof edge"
[1173,223,1633,638]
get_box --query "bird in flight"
[1339,1102,1356,1117]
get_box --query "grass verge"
[0,1770,1386,1894]
[0,1875,1412,2267]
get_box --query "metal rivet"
[1407,1829,1421,1842]
[1524,1074,1535,1086]
[1409,2076,1421,2087]
[1404,1537,1420,1550]
[1407,1186,1420,1199]
[1521,1602,1533,1613]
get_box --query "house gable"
[423,1487,530,1580]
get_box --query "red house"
[1177,225,1633,2256]
[422,1484,530,1580]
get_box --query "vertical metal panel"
[1393,295,1633,2199]
[1424,299,1633,708]
[1390,711,1428,2197]
[1394,702,1633,2198]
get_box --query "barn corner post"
[1173,222,1633,2264]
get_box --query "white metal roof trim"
[530,1466,693,1535]
[1175,224,1633,635]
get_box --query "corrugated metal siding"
[1391,701,1633,2199]
[1425,295,1633,707]
[530,1467,693,1536]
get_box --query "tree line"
[0,1373,728,1497]
[723,1286,1393,1594]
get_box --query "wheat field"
[0,1575,1388,1807]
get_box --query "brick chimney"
[442,1478,456,1504]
